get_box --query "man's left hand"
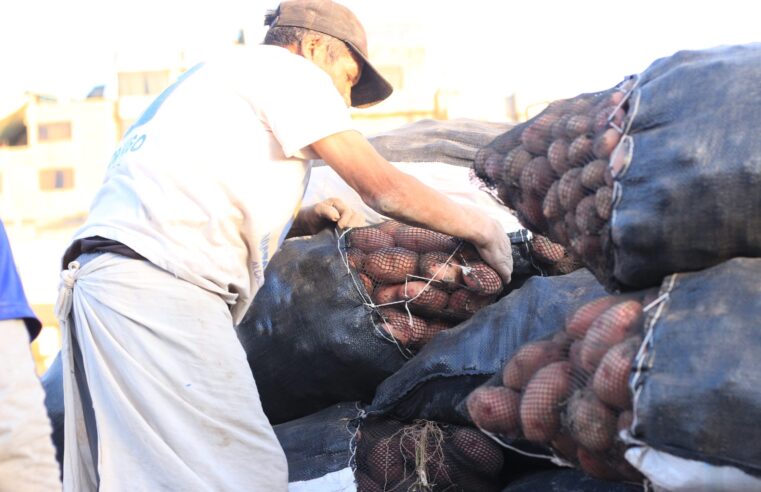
[289,198,365,237]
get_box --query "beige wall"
[0,98,119,227]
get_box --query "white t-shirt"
[73,45,354,324]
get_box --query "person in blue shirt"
[0,219,61,491]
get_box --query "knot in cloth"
[55,261,81,323]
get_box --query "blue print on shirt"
[127,62,205,133]
[108,63,204,169]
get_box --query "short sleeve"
[239,47,355,158]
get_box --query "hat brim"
[346,41,393,108]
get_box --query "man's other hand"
[288,197,365,238]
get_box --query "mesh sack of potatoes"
[345,221,507,353]
[465,291,656,483]
[475,44,761,291]
[354,417,506,492]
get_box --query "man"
[0,219,61,491]
[56,0,513,490]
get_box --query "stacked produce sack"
[345,221,506,351]
[474,44,761,291]
[466,292,651,482]
[465,257,761,491]
[366,268,606,426]
[237,223,548,424]
[273,402,507,492]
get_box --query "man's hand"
[472,218,513,285]
[287,197,365,238]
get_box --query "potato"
[466,385,521,435]
[372,283,402,305]
[595,186,613,221]
[580,301,643,370]
[364,247,418,283]
[575,195,605,235]
[609,137,631,178]
[366,435,409,486]
[576,447,622,481]
[519,361,572,443]
[354,471,384,492]
[425,319,457,340]
[567,134,594,167]
[376,220,403,237]
[378,308,426,346]
[531,234,566,264]
[462,262,503,295]
[525,156,557,197]
[593,128,621,159]
[570,234,602,264]
[483,151,505,183]
[359,273,375,296]
[558,168,585,212]
[419,252,463,284]
[550,114,572,140]
[393,225,457,254]
[452,427,505,477]
[346,247,367,270]
[447,289,493,314]
[401,281,449,310]
[517,193,548,232]
[349,228,395,252]
[502,340,567,390]
[542,181,563,221]
[549,220,569,247]
[565,296,621,339]
[521,114,556,154]
[617,410,634,433]
[592,336,641,409]
[551,432,578,462]
[547,139,571,175]
[503,147,533,186]
[566,389,617,452]
[580,159,608,191]
[565,114,592,139]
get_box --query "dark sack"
[273,402,362,483]
[503,469,644,492]
[41,353,64,471]
[628,257,761,486]
[237,227,544,424]
[275,402,510,492]
[367,269,607,425]
[313,118,513,169]
[475,44,761,291]
[236,229,407,424]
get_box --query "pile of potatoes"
[354,418,505,492]
[474,81,634,273]
[345,222,504,349]
[466,294,652,481]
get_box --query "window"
[118,71,171,96]
[39,168,74,191]
[38,122,71,142]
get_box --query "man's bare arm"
[311,130,513,283]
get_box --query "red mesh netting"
[344,222,505,351]
[474,80,635,276]
[354,417,505,491]
[466,293,655,482]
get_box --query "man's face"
[304,38,363,107]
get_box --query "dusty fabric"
[56,253,287,491]
[0,319,60,492]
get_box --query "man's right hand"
[472,218,513,285]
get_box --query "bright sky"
[1,0,760,116]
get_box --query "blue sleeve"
[0,221,42,339]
